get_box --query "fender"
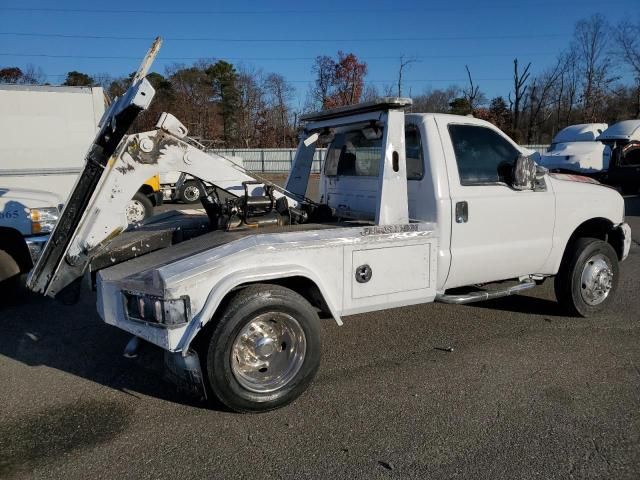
[177,264,343,353]
[541,216,621,274]
[539,177,625,274]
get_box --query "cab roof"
[552,123,608,143]
[598,120,640,142]
[300,97,412,122]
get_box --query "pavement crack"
[591,439,611,470]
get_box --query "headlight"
[124,291,191,327]
[30,207,60,234]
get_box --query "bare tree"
[236,66,266,148]
[397,55,417,97]
[526,57,565,143]
[615,20,640,80]
[573,14,618,122]
[615,20,640,118]
[362,84,380,102]
[462,65,485,113]
[20,64,46,84]
[412,86,460,113]
[311,55,335,109]
[92,72,116,90]
[508,58,531,140]
[264,73,295,146]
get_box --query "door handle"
[455,201,468,223]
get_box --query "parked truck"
[539,123,611,174]
[538,121,640,195]
[160,154,244,204]
[0,187,61,291]
[598,120,640,194]
[28,40,632,412]
[0,84,162,223]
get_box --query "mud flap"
[164,350,207,400]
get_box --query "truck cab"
[598,120,640,194]
[317,109,627,289]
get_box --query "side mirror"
[512,154,537,190]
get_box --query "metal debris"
[434,347,454,352]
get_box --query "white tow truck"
[28,40,631,412]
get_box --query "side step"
[435,279,536,305]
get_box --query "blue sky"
[0,0,637,108]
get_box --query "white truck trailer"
[0,84,105,199]
[28,41,631,412]
[0,84,163,222]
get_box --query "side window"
[448,124,519,185]
[405,125,424,180]
[620,144,640,166]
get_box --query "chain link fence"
[212,145,550,173]
[212,148,327,174]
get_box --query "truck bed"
[96,210,357,283]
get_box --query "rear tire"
[178,181,201,204]
[554,237,619,317]
[126,192,153,224]
[204,284,321,413]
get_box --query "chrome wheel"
[125,199,147,224]
[183,184,200,202]
[231,312,306,393]
[580,253,614,306]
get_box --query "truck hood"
[547,173,624,223]
[0,187,62,209]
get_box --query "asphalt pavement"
[1,196,639,480]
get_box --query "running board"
[435,279,536,305]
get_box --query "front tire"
[554,237,619,317]
[204,284,321,413]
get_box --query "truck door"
[438,121,555,288]
[607,142,640,193]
